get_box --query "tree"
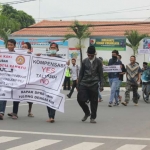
[125,30,148,55]
[1,4,35,30]
[64,21,91,65]
[0,15,20,47]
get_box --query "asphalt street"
[0,90,150,150]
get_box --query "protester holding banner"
[22,42,34,117]
[108,50,122,107]
[122,56,141,106]
[46,42,62,123]
[77,46,104,123]
[67,58,79,98]
[0,39,17,120]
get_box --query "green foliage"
[1,4,35,30]
[125,30,148,55]
[0,15,20,47]
[64,20,91,65]
[148,63,150,67]
[103,60,109,83]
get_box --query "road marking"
[6,104,28,108]
[0,136,21,144]
[7,139,61,150]
[0,130,150,141]
[116,144,147,150]
[63,142,104,150]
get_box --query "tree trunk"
[79,39,82,66]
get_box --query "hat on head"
[143,62,148,65]
[87,46,96,54]
[99,57,103,61]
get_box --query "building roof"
[11,20,150,37]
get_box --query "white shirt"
[70,65,80,80]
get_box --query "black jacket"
[78,57,104,88]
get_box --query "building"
[1,20,150,67]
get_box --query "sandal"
[0,114,3,120]
[28,113,34,117]
[50,118,55,123]
[8,113,14,117]
[12,115,18,119]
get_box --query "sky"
[1,0,150,22]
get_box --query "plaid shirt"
[126,63,140,85]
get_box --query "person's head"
[22,42,32,50]
[87,46,96,60]
[112,50,119,59]
[72,58,76,65]
[117,55,122,60]
[130,56,136,64]
[7,39,16,51]
[67,60,70,66]
[48,42,59,55]
[143,62,148,68]
[99,57,103,61]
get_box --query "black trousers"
[77,85,98,119]
[68,80,77,97]
[13,101,20,114]
[64,77,70,90]
[47,107,56,119]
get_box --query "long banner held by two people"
[0,49,67,112]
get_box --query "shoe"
[90,119,96,123]
[121,101,127,106]
[134,103,138,106]
[82,114,90,122]
[67,94,71,98]
[113,102,119,106]
[0,114,3,120]
[8,113,14,117]
[86,100,90,104]
[108,102,113,107]
[50,118,55,123]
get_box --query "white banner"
[103,65,122,72]
[0,50,67,112]
[138,49,150,54]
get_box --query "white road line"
[6,104,28,108]
[116,144,147,150]
[63,142,104,150]
[0,130,150,141]
[6,139,61,150]
[0,136,21,144]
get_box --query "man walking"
[108,50,122,107]
[122,56,141,106]
[67,58,79,98]
[64,61,71,90]
[77,46,104,123]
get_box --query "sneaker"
[67,94,71,98]
[113,102,119,106]
[108,102,113,107]
[82,114,90,122]
[134,103,138,106]
[0,113,3,120]
[90,119,96,123]
[121,101,127,106]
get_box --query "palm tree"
[125,30,148,55]
[64,21,91,65]
[0,15,20,47]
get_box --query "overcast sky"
[1,0,150,22]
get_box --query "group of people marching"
[0,40,149,123]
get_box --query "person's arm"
[78,62,84,85]
[120,64,126,74]
[98,60,104,91]
[137,67,141,84]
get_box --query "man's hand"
[100,87,104,92]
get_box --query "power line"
[0,0,37,5]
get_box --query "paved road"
[0,91,150,150]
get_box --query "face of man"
[49,44,58,55]
[7,42,15,51]
[87,53,95,60]
[130,56,136,64]
[72,59,76,65]
[143,64,147,68]
[22,44,28,49]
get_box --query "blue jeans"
[116,80,122,98]
[142,84,150,99]
[109,78,119,103]
[0,101,7,115]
